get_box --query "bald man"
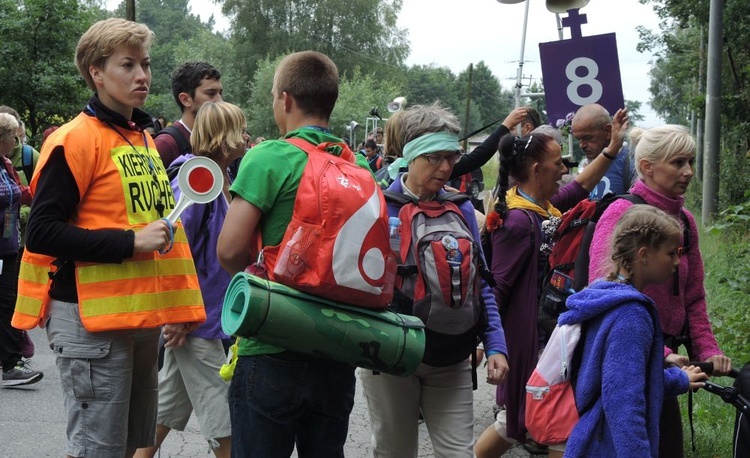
[571,104,635,200]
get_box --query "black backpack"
[155,125,192,179]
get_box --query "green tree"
[332,69,404,141]
[219,0,409,106]
[623,99,646,125]
[0,0,102,141]
[246,57,404,141]
[404,64,460,113]
[131,0,218,112]
[456,61,514,134]
[246,56,282,139]
[639,0,750,207]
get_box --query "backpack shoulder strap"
[620,193,646,206]
[156,125,192,155]
[284,136,356,163]
[436,191,471,206]
[383,190,416,208]
[679,210,691,254]
[21,144,34,183]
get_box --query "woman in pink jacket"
[588,124,731,458]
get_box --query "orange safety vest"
[12,113,205,332]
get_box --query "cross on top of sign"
[562,9,588,39]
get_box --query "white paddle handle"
[165,193,193,226]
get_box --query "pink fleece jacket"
[588,179,723,361]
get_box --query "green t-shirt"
[230,127,370,356]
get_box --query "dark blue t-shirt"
[588,145,635,200]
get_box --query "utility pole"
[463,63,474,153]
[702,0,723,225]
[696,27,705,180]
[126,0,135,21]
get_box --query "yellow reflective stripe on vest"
[18,259,51,284]
[14,259,51,319]
[77,257,196,284]
[14,295,45,318]
[80,288,204,317]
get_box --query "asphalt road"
[0,328,531,457]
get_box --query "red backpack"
[540,193,690,334]
[256,137,396,310]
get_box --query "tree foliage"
[245,56,404,142]
[0,0,102,140]
[640,0,750,208]
[220,0,410,107]
[456,61,514,135]
[404,64,460,113]
[0,0,514,156]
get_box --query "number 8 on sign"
[539,33,624,123]
[565,57,603,105]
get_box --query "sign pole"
[514,0,531,110]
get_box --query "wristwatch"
[601,148,616,160]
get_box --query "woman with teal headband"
[360,103,509,457]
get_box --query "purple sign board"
[539,33,625,123]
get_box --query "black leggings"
[0,253,21,370]
[659,396,684,458]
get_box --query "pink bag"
[525,323,581,445]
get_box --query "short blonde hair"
[75,18,155,90]
[191,101,247,163]
[0,113,19,144]
[630,125,695,179]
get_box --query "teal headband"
[386,131,461,180]
[402,131,461,164]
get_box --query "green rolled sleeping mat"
[222,272,425,377]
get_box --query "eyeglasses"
[422,153,461,166]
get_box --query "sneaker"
[2,360,43,387]
[523,439,549,455]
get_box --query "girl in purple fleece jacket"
[588,125,731,457]
[562,205,706,458]
[137,101,247,457]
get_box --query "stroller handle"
[687,361,740,378]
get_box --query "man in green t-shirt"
[218,51,363,458]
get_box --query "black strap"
[471,347,478,390]
[382,190,415,207]
[155,125,192,156]
[459,117,504,143]
[688,389,696,452]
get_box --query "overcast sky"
[107,0,665,126]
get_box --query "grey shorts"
[45,299,160,458]
[157,336,231,444]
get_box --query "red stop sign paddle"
[166,156,224,225]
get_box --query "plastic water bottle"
[388,217,401,254]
